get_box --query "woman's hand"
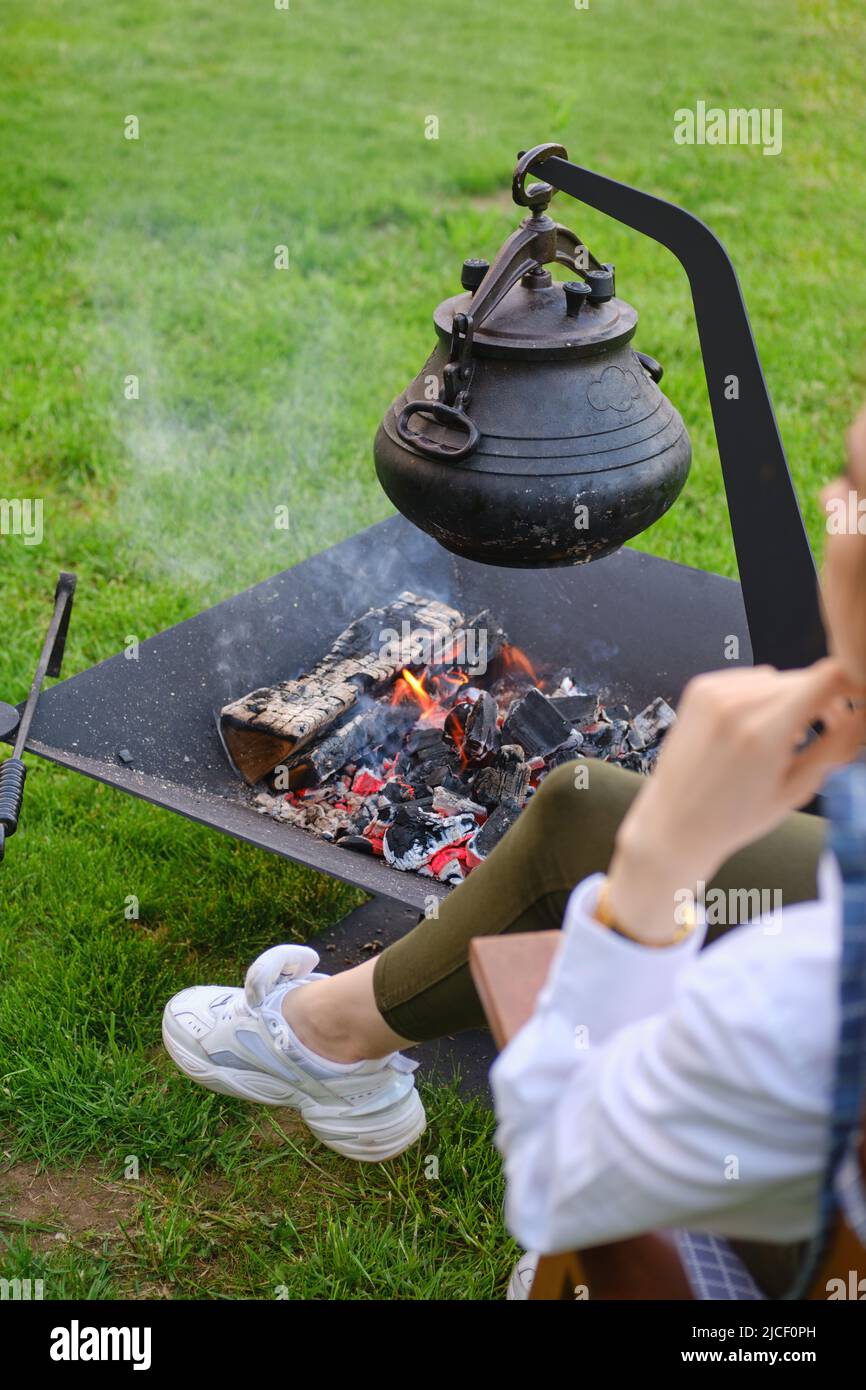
[605,659,866,946]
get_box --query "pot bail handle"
[398,144,607,467]
[396,400,480,463]
[398,308,480,462]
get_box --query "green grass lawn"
[1,0,865,1299]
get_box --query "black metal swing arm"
[527,146,826,673]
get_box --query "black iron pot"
[374,145,691,567]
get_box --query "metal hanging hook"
[512,143,569,213]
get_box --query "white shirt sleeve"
[490,868,838,1254]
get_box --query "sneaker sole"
[162,1013,426,1163]
[305,1087,426,1162]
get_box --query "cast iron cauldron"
[374,144,691,567]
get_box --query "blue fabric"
[787,762,866,1298]
[675,1230,762,1300]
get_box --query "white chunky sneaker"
[162,944,425,1162]
[506,1251,539,1300]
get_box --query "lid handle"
[459,145,608,339]
[402,143,612,467]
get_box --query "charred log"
[432,786,486,819]
[472,744,530,810]
[469,798,523,860]
[279,701,417,791]
[382,803,477,873]
[632,696,676,745]
[460,609,510,679]
[546,691,601,726]
[543,729,585,770]
[462,690,500,763]
[220,592,464,783]
[501,686,576,759]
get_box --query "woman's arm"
[605,658,865,946]
[492,881,836,1252]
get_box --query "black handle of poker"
[0,757,26,864]
[0,568,76,866]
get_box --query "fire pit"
[14,516,752,911]
[0,524,759,1091]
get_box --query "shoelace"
[212,991,254,1027]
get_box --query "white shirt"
[490,857,840,1254]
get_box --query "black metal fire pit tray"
[7,514,752,911]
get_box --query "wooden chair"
[469,931,866,1301]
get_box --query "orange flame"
[400,667,433,710]
[500,643,537,681]
[446,708,469,768]
[391,667,438,717]
[433,668,470,699]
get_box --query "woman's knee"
[527,758,642,880]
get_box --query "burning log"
[220,592,464,783]
[278,701,417,791]
[242,594,678,884]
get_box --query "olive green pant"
[374,758,826,1040]
[372,757,826,1297]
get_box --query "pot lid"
[434,279,637,360]
[427,144,640,361]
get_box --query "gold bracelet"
[594,876,696,946]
